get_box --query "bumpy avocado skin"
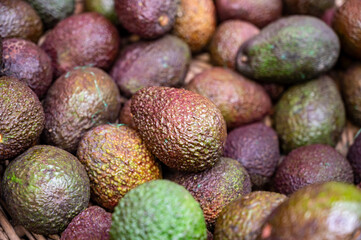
[118,99,135,128]
[274,76,345,153]
[131,86,227,172]
[236,16,340,84]
[1,38,53,99]
[0,76,44,160]
[347,133,361,184]
[42,67,121,153]
[61,206,111,240]
[283,0,334,17]
[257,182,361,240]
[27,0,75,29]
[214,191,287,240]
[111,35,191,97]
[110,180,207,240]
[77,124,162,211]
[1,145,90,235]
[166,158,251,229]
[0,0,43,42]
[40,12,120,78]
[84,0,118,24]
[274,144,354,195]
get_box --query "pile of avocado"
[2,0,361,239]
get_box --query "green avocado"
[84,0,118,25]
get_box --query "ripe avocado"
[166,157,252,230]
[42,67,121,153]
[1,145,90,235]
[283,0,335,17]
[77,124,162,211]
[214,191,287,240]
[118,99,135,129]
[236,16,340,84]
[0,0,43,42]
[0,76,44,160]
[131,86,227,172]
[110,180,207,240]
[111,35,191,97]
[273,76,345,153]
[1,38,53,99]
[84,0,118,24]
[347,132,361,184]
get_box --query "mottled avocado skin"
[40,12,120,78]
[166,158,251,230]
[0,0,43,42]
[283,0,335,17]
[236,16,340,84]
[84,0,118,24]
[61,206,111,240]
[111,35,191,97]
[115,0,179,39]
[214,191,287,240]
[1,145,90,235]
[0,76,44,160]
[77,124,162,211]
[347,133,361,184]
[1,38,53,99]
[224,123,280,188]
[274,144,354,195]
[257,182,361,240]
[274,76,345,153]
[110,180,207,240]
[131,86,227,172]
[42,67,121,153]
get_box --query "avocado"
[273,76,345,153]
[261,83,284,102]
[257,182,361,240]
[0,76,44,160]
[166,157,252,230]
[61,206,111,240]
[1,145,90,235]
[1,38,53,99]
[77,124,162,211]
[209,20,259,69]
[84,0,118,24]
[111,35,190,97]
[333,0,361,60]
[172,0,216,52]
[110,180,207,240]
[186,67,271,129]
[214,191,287,240]
[0,0,43,42]
[40,12,120,78]
[224,122,280,188]
[27,0,75,29]
[42,67,121,153]
[215,0,282,28]
[347,132,361,184]
[274,144,353,195]
[118,99,135,129]
[283,0,335,17]
[114,0,179,39]
[236,16,340,84]
[131,86,227,172]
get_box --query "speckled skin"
[274,144,354,195]
[173,0,216,52]
[118,99,135,128]
[1,38,53,99]
[236,16,340,84]
[342,64,361,126]
[85,0,118,24]
[0,77,44,160]
[42,67,121,153]
[333,0,361,59]
[115,0,179,39]
[40,12,120,78]
[283,0,335,17]
[0,0,43,42]
[1,145,90,235]
[274,76,345,153]
[224,123,280,188]
[111,35,190,97]
[257,182,361,240]
[214,191,287,240]
[347,133,361,184]
[215,0,282,28]
[186,68,271,129]
[131,86,227,172]
[210,20,259,69]
[110,180,207,240]
[166,158,251,230]
[61,206,112,240]
[77,124,162,211]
